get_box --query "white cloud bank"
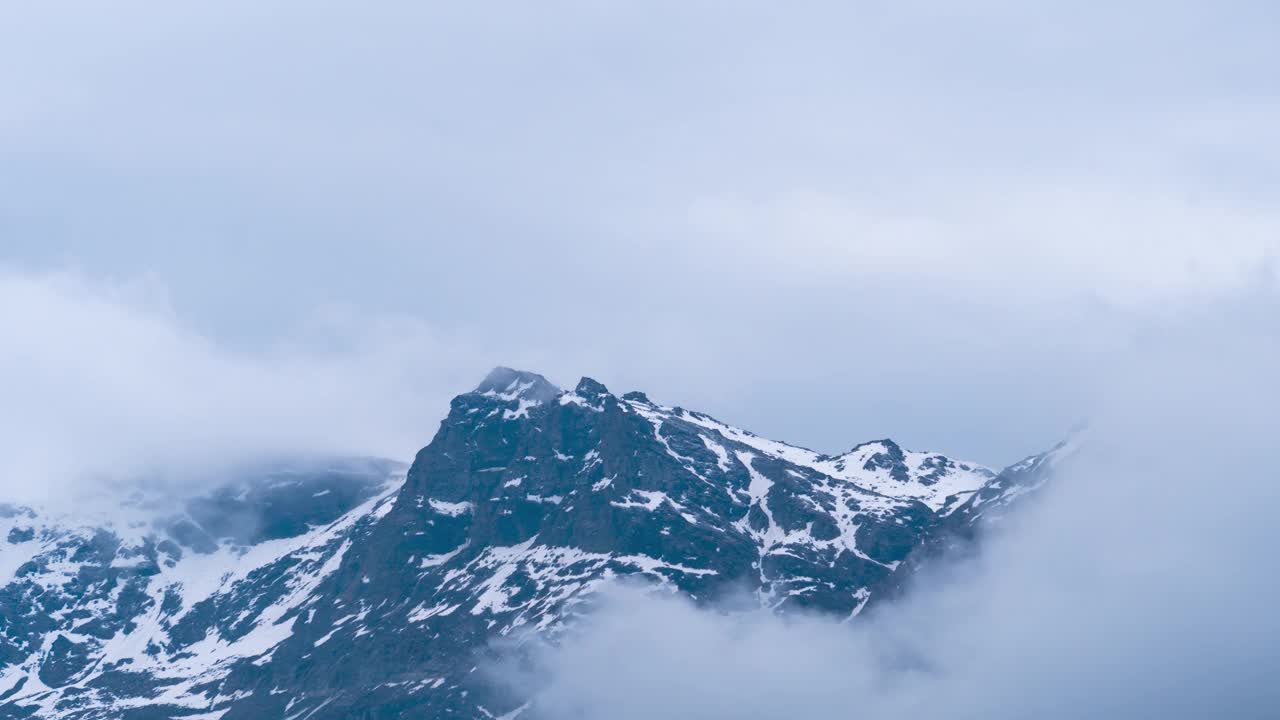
[0,268,487,505]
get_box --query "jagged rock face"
[955,438,1071,525]
[864,437,1077,612]
[1,369,1051,720]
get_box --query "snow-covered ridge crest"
[611,383,994,512]
[474,367,560,403]
[473,366,995,512]
[470,367,562,421]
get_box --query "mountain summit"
[472,367,561,405]
[0,369,1060,719]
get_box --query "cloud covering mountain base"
[503,306,1280,719]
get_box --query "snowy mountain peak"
[473,367,560,403]
[0,368,1061,720]
[572,376,610,398]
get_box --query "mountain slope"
[0,460,404,719]
[863,435,1079,613]
[1,369,1054,720]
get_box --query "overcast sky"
[3,1,1278,479]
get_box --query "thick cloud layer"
[0,269,493,504]
[506,302,1280,718]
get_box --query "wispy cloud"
[0,268,487,504]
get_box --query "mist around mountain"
[4,306,1276,720]
[506,321,1280,720]
[1,364,1064,719]
[5,2,1280,718]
